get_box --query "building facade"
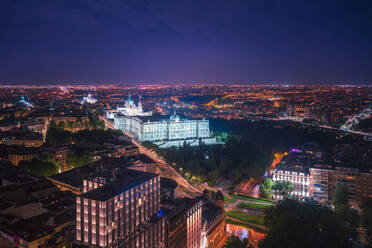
[202,202,226,248]
[309,165,372,205]
[162,198,202,248]
[272,169,310,200]
[273,163,372,205]
[75,169,165,248]
[114,114,222,148]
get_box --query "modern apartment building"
[309,164,372,205]
[76,168,166,248]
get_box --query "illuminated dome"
[170,110,180,122]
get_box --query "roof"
[48,157,152,188]
[202,202,223,224]
[116,114,202,123]
[79,169,157,201]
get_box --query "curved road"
[101,116,202,197]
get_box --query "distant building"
[43,146,70,173]
[116,94,152,117]
[0,178,75,248]
[309,164,372,205]
[7,147,39,166]
[114,113,223,148]
[80,93,97,104]
[2,132,44,148]
[19,96,33,108]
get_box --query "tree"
[331,182,360,240]
[361,198,372,246]
[19,158,58,177]
[58,121,66,130]
[223,236,248,248]
[260,199,351,248]
[66,152,95,169]
[333,182,349,208]
[272,181,294,196]
[260,178,273,199]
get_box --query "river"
[226,224,265,248]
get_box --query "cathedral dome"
[170,112,180,122]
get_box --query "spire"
[138,96,142,109]
[127,92,133,104]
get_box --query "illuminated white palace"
[114,110,223,148]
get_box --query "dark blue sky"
[1,0,372,84]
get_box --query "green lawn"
[226,210,265,225]
[225,219,267,233]
[224,196,237,204]
[237,202,271,211]
[232,194,274,204]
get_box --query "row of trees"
[158,137,273,185]
[18,151,95,177]
[53,114,105,131]
[46,119,122,146]
[259,198,360,248]
[19,158,58,177]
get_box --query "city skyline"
[1,0,372,85]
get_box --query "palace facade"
[114,113,223,148]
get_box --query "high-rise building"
[75,169,166,248]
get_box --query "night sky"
[1,0,372,85]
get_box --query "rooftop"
[80,169,157,201]
[49,156,157,193]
